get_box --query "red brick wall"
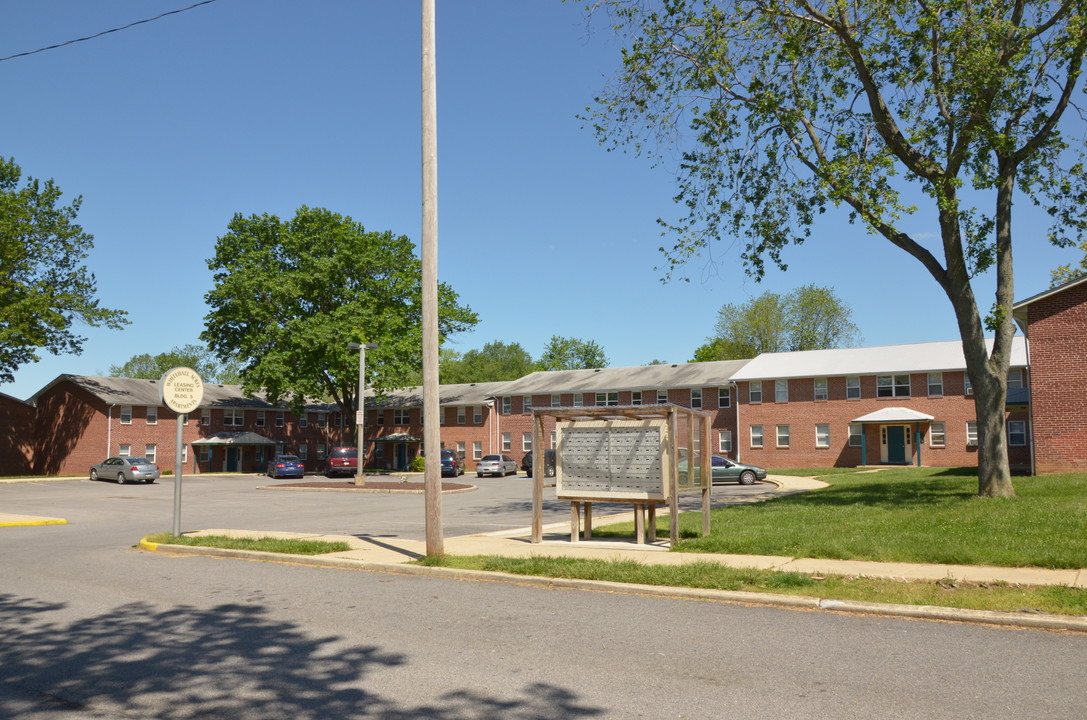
[1025,281,1087,474]
[0,394,34,475]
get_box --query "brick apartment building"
[1,278,1084,478]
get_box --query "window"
[550,430,557,449]
[749,381,763,404]
[815,424,830,448]
[631,391,642,406]
[690,388,702,409]
[846,376,861,400]
[718,387,730,408]
[964,373,973,396]
[182,445,188,463]
[393,409,409,425]
[966,421,978,446]
[776,425,791,448]
[502,397,511,414]
[201,409,211,425]
[317,444,326,460]
[718,430,732,454]
[457,406,466,425]
[523,433,532,452]
[927,372,944,397]
[333,413,342,427]
[473,405,482,424]
[255,411,266,427]
[750,425,764,448]
[1008,420,1027,446]
[848,424,863,447]
[145,444,156,462]
[120,406,132,424]
[298,445,308,460]
[457,441,465,457]
[276,411,284,427]
[1007,368,1024,388]
[299,413,309,429]
[551,394,562,408]
[199,446,211,462]
[472,442,483,460]
[657,390,668,404]
[119,444,131,456]
[573,394,584,407]
[522,396,533,414]
[502,433,511,452]
[813,378,828,402]
[596,392,618,407]
[929,422,946,447]
[775,380,789,403]
[317,413,327,428]
[877,374,911,398]
[224,409,244,427]
[146,407,158,425]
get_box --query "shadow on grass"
[766,468,979,508]
[0,593,603,719]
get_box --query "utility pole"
[421,0,444,556]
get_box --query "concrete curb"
[0,516,67,526]
[141,539,1087,633]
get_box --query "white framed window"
[523,433,532,452]
[775,380,789,403]
[631,391,643,406]
[964,373,973,396]
[929,422,946,447]
[815,424,830,448]
[551,394,562,408]
[298,444,308,460]
[255,411,266,427]
[502,397,511,414]
[718,430,732,454]
[1007,368,1024,388]
[1008,420,1027,446]
[846,376,861,400]
[657,390,668,404]
[145,444,156,462]
[596,392,618,407]
[120,406,132,424]
[317,413,327,428]
[848,423,863,447]
[522,396,533,414]
[877,374,911,398]
[299,413,309,429]
[573,394,584,407]
[276,411,284,427]
[199,446,211,462]
[146,407,158,425]
[927,372,944,397]
[393,409,409,425]
[224,409,244,427]
[502,433,511,452]
[749,381,763,404]
[317,444,326,460]
[750,425,764,448]
[550,430,557,449]
[718,387,730,408]
[813,378,828,402]
[182,445,188,463]
[333,413,342,427]
[776,425,791,448]
[119,444,131,456]
[457,406,466,425]
[690,388,702,409]
[457,441,466,457]
[966,421,978,446]
[473,405,482,424]
[201,408,211,425]
[472,441,482,460]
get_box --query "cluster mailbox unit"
[530,404,713,545]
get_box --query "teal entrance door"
[226,447,240,472]
[886,426,906,464]
[396,444,408,470]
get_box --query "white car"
[476,454,518,477]
[90,457,161,484]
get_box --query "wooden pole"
[421,0,443,556]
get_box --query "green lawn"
[145,533,351,555]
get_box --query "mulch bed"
[264,479,474,494]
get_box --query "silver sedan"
[476,454,518,477]
[90,457,161,484]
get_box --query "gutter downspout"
[730,381,740,463]
[107,404,115,456]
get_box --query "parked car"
[521,449,556,478]
[89,457,160,484]
[440,449,465,477]
[325,447,359,478]
[476,454,518,477]
[267,455,305,479]
[709,455,767,485]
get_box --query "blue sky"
[1,1,1079,401]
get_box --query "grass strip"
[419,554,1087,616]
[145,533,351,555]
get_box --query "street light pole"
[348,342,377,487]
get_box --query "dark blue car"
[267,454,305,479]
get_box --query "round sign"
[159,367,205,414]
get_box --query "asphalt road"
[3,475,1087,718]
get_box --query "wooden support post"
[531,413,544,543]
[570,501,580,543]
[647,504,657,543]
[702,487,711,537]
[634,503,645,545]
[584,502,593,540]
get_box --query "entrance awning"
[851,407,934,424]
[192,431,278,446]
[373,433,421,443]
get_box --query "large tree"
[585,0,1087,497]
[537,335,609,371]
[692,285,860,360]
[0,157,128,383]
[1050,237,1087,286]
[110,344,243,385]
[440,340,536,384]
[202,207,478,425]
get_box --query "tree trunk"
[974,373,1016,497]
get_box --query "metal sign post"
[159,367,204,537]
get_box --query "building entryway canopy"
[850,407,935,466]
[191,431,278,446]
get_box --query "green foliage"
[1051,237,1087,286]
[410,456,425,472]
[440,340,536,384]
[0,157,128,382]
[536,335,609,371]
[146,533,350,555]
[201,207,478,417]
[693,285,859,360]
[109,343,243,384]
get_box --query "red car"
[325,447,359,478]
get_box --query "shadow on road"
[0,593,603,719]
